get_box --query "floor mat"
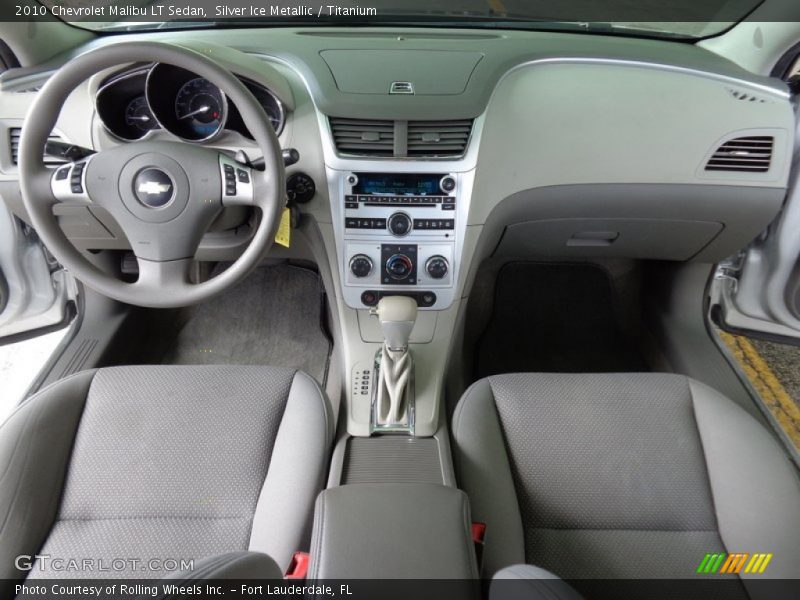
[162,264,331,384]
[476,262,647,378]
[717,330,800,452]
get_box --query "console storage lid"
[309,483,479,579]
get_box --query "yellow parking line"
[719,331,800,450]
[486,0,507,14]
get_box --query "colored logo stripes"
[697,553,773,574]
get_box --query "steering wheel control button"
[425,256,449,279]
[134,168,174,208]
[223,164,237,196]
[69,162,87,194]
[51,158,95,203]
[349,254,374,278]
[388,212,413,237]
[218,156,254,206]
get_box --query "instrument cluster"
[95,63,285,143]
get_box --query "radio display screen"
[353,173,445,196]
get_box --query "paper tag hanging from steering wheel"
[275,207,291,248]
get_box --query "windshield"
[33,0,765,39]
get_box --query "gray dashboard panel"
[0,26,794,268]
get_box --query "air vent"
[407,120,472,157]
[329,118,395,156]
[15,84,43,93]
[9,128,67,166]
[329,117,473,157]
[705,136,774,173]
[727,88,768,103]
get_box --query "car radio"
[340,172,459,309]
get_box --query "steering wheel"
[18,42,285,308]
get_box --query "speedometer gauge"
[174,78,227,141]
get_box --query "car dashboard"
[0,24,796,439]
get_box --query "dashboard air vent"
[329,117,474,157]
[407,120,473,157]
[330,118,395,156]
[9,127,67,166]
[727,88,768,103]
[705,136,773,173]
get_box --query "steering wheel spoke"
[49,159,93,206]
[219,154,256,207]
[135,257,194,292]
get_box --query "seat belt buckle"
[472,522,486,572]
[285,552,310,580]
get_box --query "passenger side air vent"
[705,136,774,173]
[9,127,67,166]
[329,118,395,156]
[407,120,473,157]
[727,88,768,104]
[329,117,474,158]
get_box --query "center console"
[308,483,479,582]
[336,170,468,310]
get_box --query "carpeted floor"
[476,262,647,378]
[161,263,331,385]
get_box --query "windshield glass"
[34,0,765,39]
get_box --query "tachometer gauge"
[174,78,227,141]
[124,96,157,134]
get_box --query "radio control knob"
[349,254,373,278]
[425,256,449,279]
[440,176,456,193]
[388,212,413,237]
[386,254,413,280]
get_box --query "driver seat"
[0,365,332,588]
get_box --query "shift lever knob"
[372,296,418,351]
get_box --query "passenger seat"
[452,373,800,583]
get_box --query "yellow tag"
[275,207,291,248]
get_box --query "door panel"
[0,204,77,344]
[712,102,800,343]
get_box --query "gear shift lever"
[371,296,418,431]
[374,295,418,351]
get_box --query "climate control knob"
[386,254,414,280]
[388,212,413,237]
[425,255,449,279]
[349,254,373,278]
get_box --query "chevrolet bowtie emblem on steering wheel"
[133,168,175,208]
[138,181,172,195]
